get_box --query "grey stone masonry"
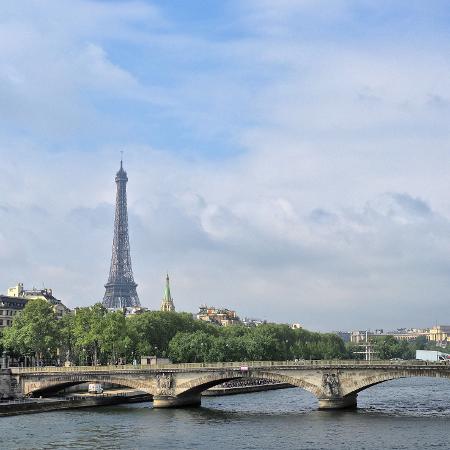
[6,360,450,410]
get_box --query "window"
[0,320,3,325]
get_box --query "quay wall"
[0,370,12,399]
[0,393,150,417]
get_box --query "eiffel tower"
[103,160,140,308]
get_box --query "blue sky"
[1,0,450,330]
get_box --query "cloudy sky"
[1,0,450,331]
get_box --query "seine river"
[4,378,450,449]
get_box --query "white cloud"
[0,1,450,331]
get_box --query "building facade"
[428,325,450,345]
[350,328,430,344]
[0,296,27,328]
[8,283,70,318]
[197,305,241,326]
[242,317,266,327]
[0,283,70,329]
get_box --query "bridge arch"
[21,374,154,397]
[175,370,322,398]
[342,369,450,397]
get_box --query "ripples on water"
[4,378,450,449]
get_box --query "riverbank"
[203,382,292,396]
[0,392,151,417]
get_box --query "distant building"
[428,325,450,346]
[123,306,148,316]
[350,328,430,344]
[197,305,241,326]
[291,323,302,330]
[160,274,175,312]
[0,295,27,328]
[389,328,429,341]
[334,331,351,343]
[242,317,266,327]
[140,356,171,365]
[7,283,70,319]
[350,330,370,344]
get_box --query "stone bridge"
[4,360,450,409]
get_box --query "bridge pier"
[153,393,202,409]
[318,394,357,410]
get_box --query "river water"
[4,378,450,449]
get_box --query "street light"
[200,342,205,363]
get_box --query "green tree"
[2,299,59,365]
[101,311,127,364]
[374,336,414,360]
[59,312,76,364]
[72,303,108,365]
[168,331,215,363]
[127,311,216,359]
[167,323,348,363]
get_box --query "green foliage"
[1,305,350,365]
[101,311,127,363]
[71,303,109,365]
[126,311,215,358]
[168,323,348,363]
[2,299,59,363]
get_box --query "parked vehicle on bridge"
[88,383,103,394]
[416,350,450,362]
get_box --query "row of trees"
[1,299,349,365]
[168,326,347,363]
[2,300,212,365]
[1,299,441,366]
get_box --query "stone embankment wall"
[0,370,13,399]
[0,394,150,416]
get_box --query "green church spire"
[160,273,175,312]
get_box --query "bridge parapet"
[9,359,439,375]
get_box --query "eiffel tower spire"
[103,160,140,308]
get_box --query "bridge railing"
[9,359,438,374]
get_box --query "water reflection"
[3,378,450,449]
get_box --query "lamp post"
[1,351,7,369]
[200,342,206,363]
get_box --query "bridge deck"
[9,359,449,375]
